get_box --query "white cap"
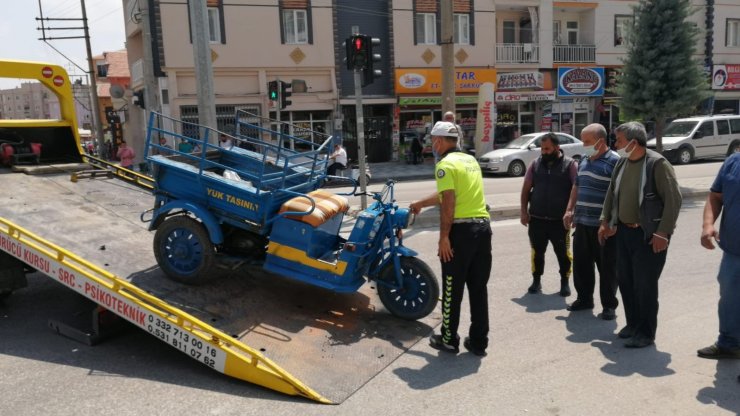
[430,121,459,138]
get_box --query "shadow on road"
[556,312,618,344]
[696,360,740,413]
[591,340,675,378]
[511,292,568,313]
[393,349,483,390]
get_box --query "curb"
[348,188,709,230]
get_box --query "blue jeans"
[718,251,740,349]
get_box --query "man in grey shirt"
[598,121,682,348]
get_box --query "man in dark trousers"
[520,133,577,296]
[599,121,682,348]
[563,123,620,320]
[697,151,740,359]
[410,121,492,357]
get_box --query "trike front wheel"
[377,257,439,320]
[153,215,217,285]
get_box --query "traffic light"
[280,80,292,109]
[268,81,279,102]
[362,36,382,87]
[345,34,368,70]
[133,89,145,109]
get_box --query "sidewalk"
[362,158,713,227]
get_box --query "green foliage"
[617,0,710,122]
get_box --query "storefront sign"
[495,91,556,102]
[496,71,544,90]
[557,67,604,97]
[712,65,740,90]
[398,96,479,106]
[475,83,495,157]
[396,68,497,94]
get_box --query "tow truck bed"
[0,171,440,403]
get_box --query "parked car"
[646,115,740,164]
[477,132,584,177]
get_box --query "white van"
[646,115,740,164]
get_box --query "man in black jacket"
[520,133,578,296]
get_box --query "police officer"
[410,121,492,357]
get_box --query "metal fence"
[495,43,540,64]
[553,44,596,63]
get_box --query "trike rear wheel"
[154,216,217,285]
[377,257,439,320]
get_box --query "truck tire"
[154,216,217,285]
[377,257,439,321]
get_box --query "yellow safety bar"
[0,217,329,403]
[75,154,155,191]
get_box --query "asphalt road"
[1,202,738,415]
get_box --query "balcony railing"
[131,59,143,84]
[553,44,596,63]
[495,43,540,64]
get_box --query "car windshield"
[663,121,698,137]
[504,135,537,149]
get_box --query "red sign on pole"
[41,67,53,78]
[53,75,65,87]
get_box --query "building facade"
[122,0,739,163]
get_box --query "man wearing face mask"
[520,133,578,296]
[563,124,620,320]
[599,121,682,348]
[410,121,492,357]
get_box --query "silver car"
[477,132,584,176]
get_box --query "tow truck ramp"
[0,217,327,403]
[0,172,440,403]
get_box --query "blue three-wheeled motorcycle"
[143,111,438,320]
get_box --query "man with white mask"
[598,121,682,348]
[563,124,620,320]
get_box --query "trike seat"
[279,190,349,227]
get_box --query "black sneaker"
[599,308,617,321]
[697,343,740,359]
[528,277,542,294]
[559,279,571,297]
[463,337,487,357]
[429,334,459,354]
[617,326,634,339]
[624,335,654,348]
[567,299,594,311]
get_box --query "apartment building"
[123,0,739,163]
[1,81,92,130]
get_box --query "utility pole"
[188,0,217,141]
[80,0,105,154]
[139,0,160,114]
[440,0,455,115]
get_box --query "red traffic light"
[354,37,363,51]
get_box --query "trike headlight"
[393,208,411,229]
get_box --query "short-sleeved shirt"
[574,150,619,227]
[710,153,740,256]
[435,151,489,219]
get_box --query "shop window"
[614,15,633,46]
[727,19,740,47]
[415,13,437,45]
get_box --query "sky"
[0,0,125,88]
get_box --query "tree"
[617,0,710,152]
